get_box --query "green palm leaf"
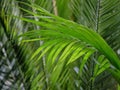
[1,0,120,89]
[18,3,120,89]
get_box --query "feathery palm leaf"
[0,0,120,90]
[18,2,120,89]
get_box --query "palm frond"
[18,3,120,89]
[71,0,120,51]
[1,0,120,90]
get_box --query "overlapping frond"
[1,0,120,90]
[0,0,33,89]
[71,0,120,51]
[70,0,120,89]
[17,3,120,89]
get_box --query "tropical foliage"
[0,0,120,90]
